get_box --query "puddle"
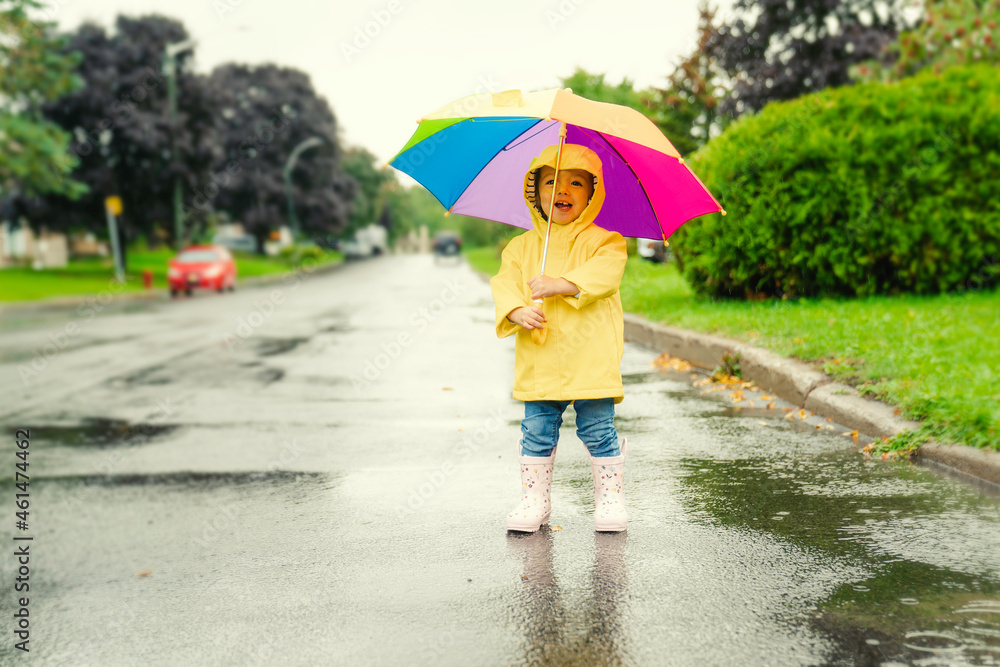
[51,469,328,488]
[319,311,352,333]
[818,570,1000,664]
[680,452,1000,664]
[302,376,350,386]
[622,372,674,385]
[123,364,171,385]
[15,418,179,448]
[257,368,285,384]
[254,337,309,357]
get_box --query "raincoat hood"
[523,143,605,237]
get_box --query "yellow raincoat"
[490,144,627,403]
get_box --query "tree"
[377,202,393,232]
[341,146,393,240]
[0,0,86,202]
[206,63,354,252]
[656,1,729,150]
[708,0,915,117]
[21,14,222,265]
[854,0,1000,82]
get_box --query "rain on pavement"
[1,255,998,666]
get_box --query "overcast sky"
[45,0,735,166]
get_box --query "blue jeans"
[521,398,620,458]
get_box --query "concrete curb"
[623,312,1000,488]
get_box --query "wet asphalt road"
[1,254,999,666]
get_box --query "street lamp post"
[283,137,324,240]
[163,39,197,251]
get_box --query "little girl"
[490,143,628,533]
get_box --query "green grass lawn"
[0,247,342,302]
[464,246,501,278]
[466,246,1000,452]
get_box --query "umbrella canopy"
[389,88,724,241]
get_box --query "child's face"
[537,166,594,224]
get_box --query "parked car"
[343,224,389,259]
[167,245,237,297]
[432,231,462,263]
[637,238,668,263]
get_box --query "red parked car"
[167,245,237,297]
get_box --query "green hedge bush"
[673,65,1000,299]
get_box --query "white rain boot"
[591,438,627,532]
[506,445,556,533]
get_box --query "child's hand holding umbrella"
[528,275,578,299]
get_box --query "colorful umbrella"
[388,87,725,242]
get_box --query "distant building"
[0,220,70,269]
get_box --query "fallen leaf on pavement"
[851,430,859,443]
[652,353,693,372]
[760,394,774,400]
[442,387,453,391]
[135,570,152,577]
[767,402,776,409]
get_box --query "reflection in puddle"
[622,372,675,386]
[681,453,1000,664]
[508,530,630,666]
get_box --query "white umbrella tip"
[564,87,573,93]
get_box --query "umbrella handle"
[530,298,547,345]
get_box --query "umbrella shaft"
[539,219,552,275]
[539,124,567,276]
